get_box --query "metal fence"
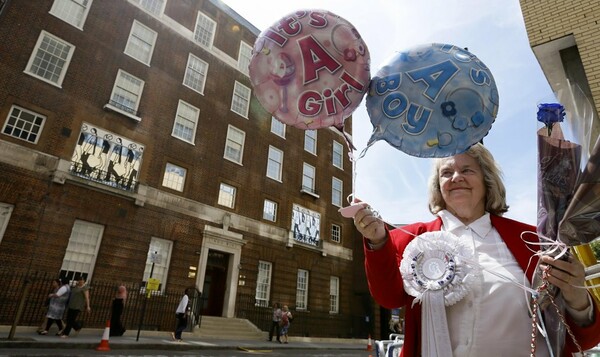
[0,267,195,333]
[235,293,359,338]
[0,268,366,338]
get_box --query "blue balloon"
[366,43,499,157]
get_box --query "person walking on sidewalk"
[171,288,189,342]
[268,302,282,342]
[39,278,69,335]
[279,305,293,344]
[59,275,91,338]
[109,282,127,337]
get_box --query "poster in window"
[291,204,320,247]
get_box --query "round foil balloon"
[366,43,499,157]
[249,10,370,130]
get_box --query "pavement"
[0,326,369,352]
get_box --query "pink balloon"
[249,10,370,130]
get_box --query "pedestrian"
[59,274,91,338]
[353,143,600,356]
[38,278,69,335]
[267,302,282,342]
[279,305,292,344]
[171,288,189,342]
[109,282,127,337]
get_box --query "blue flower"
[537,103,565,126]
[441,101,457,117]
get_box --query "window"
[266,146,283,181]
[25,31,75,87]
[304,130,317,154]
[263,199,277,222]
[332,177,343,207]
[60,220,103,281]
[3,105,46,144]
[330,276,339,313]
[238,42,252,75]
[331,224,341,243]
[107,69,145,118]
[124,20,157,66]
[231,81,251,118]
[332,141,343,169]
[224,125,245,164]
[172,100,199,144]
[255,261,272,306]
[296,269,309,310]
[194,12,216,48]
[0,203,14,245]
[162,162,186,192]
[302,163,316,192]
[49,0,92,29]
[218,183,236,208]
[136,0,165,16]
[183,54,208,94]
[270,117,285,138]
[143,237,173,293]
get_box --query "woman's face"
[438,153,486,224]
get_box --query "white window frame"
[255,260,272,306]
[224,125,245,165]
[263,199,277,222]
[49,0,93,29]
[162,162,186,192]
[302,163,316,192]
[304,130,317,155]
[124,20,158,66]
[231,81,251,118]
[106,69,145,120]
[332,141,343,169]
[266,146,283,182]
[136,0,165,16]
[218,183,236,208]
[331,224,341,243]
[296,269,309,310]
[0,203,15,245]
[332,177,343,207]
[183,53,208,95]
[2,105,46,144]
[330,276,339,314]
[237,41,252,75]
[143,237,173,293]
[25,31,75,87]
[270,117,285,138]
[60,220,104,282]
[194,12,216,48]
[171,100,199,144]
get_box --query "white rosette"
[399,231,479,357]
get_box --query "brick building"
[519,0,600,138]
[0,0,375,338]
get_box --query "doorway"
[201,250,229,316]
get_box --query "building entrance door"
[201,250,229,316]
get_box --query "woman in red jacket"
[353,143,599,356]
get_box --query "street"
[0,348,372,357]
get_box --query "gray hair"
[427,143,509,216]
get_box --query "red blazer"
[364,215,600,356]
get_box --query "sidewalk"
[0,326,368,352]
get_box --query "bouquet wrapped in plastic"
[535,82,600,356]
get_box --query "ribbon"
[400,231,479,356]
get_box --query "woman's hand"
[540,255,590,311]
[353,202,386,245]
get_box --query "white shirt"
[438,210,550,357]
[176,294,189,314]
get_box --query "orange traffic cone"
[367,334,373,351]
[96,320,111,351]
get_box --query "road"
[0,348,373,357]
